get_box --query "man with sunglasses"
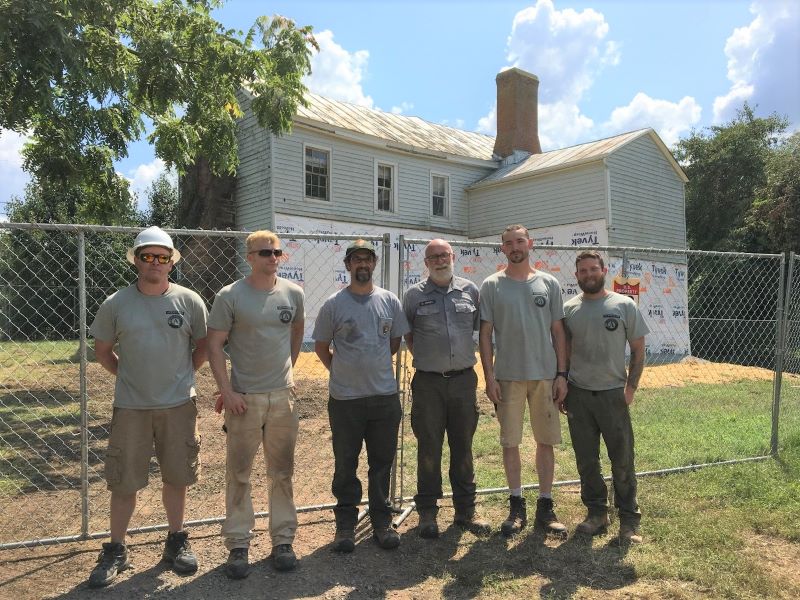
[87,226,208,588]
[313,239,409,553]
[402,239,490,539]
[207,230,305,578]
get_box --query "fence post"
[771,253,793,455]
[77,231,90,538]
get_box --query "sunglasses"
[137,252,172,264]
[249,248,284,258]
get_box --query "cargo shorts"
[104,399,201,494]
[496,380,562,447]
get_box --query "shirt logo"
[279,310,293,324]
[419,299,436,306]
[532,293,547,308]
[167,314,184,329]
[604,318,619,331]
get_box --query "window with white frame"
[375,162,396,212]
[431,174,449,217]
[305,146,330,201]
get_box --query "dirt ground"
[0,358,797,599]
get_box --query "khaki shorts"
[496,380,561,447]
[104,400,200,494]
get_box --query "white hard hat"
[126,226,182,264]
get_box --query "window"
[305,146,330,201]
[375,162,396,212]
[431,174,449,217]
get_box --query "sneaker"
[225,548,249,580]
[162,530,198,574]
[88,542,130,588]
[453,509,492,535]
[417,508,439,539]
[332,529,355,553]
[575,513,610,536]
[270,544,297,571]
[535,497,567,538]
[373,526,401,550]
[501,495,527,537]
[619,522,643,544]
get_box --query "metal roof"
[470,128,688,186]
[295,93,496,162]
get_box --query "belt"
[417,367,472,378]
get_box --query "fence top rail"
[400,237,782,259]
[0,222,385,244]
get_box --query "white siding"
[467,162,607,238]
[266,127,494,235]
[234,94,273,229]
[606,136,686,249]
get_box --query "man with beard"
[562,250,648,544]
[402,239,490,539]
[207,230,305,577]
[479,224,568,538]
[313,239,409,552]
[88,226,208,587]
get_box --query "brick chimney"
[492,68,542,159]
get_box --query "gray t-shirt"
[313,286,409,400]
[208,277,305,394]
[479,270,565,381]
[403,276,478,372]
[564,291,649,391]
[89,283,208,409]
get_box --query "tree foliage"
[0,0,317,194]
[140,172,179,228]
[674,105,791,252]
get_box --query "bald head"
[424,239,455,285]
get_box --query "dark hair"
[575,250,604,269]
[502,224,529,238]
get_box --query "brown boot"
[575,513,611,536]
[619,522,643,544]
[454,508,492,535]
[332,529,355,553]
[500,495,527,537]
[535,497,567,538]
[417,508,439,539]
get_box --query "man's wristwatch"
[556,371,569,380]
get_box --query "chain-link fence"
[396,237,797,506]
[0,223,797,550]
[0,223,388,549]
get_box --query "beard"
[508,250,527,264]
[578,274,606,294]
[354,267,372,283]
[429,265,453,286]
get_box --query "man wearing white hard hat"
[87,226,208,588]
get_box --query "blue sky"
[1,0,798,218]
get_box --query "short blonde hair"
[246,230,280,252]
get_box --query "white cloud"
[713,0,800,125]
[602,93,702,147]
[506,0,620,103]
[390,101,414,115]
[304,30,374,108]
[0,130,31,215]
[539,102,595,149]
[125,158,169,209]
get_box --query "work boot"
[88,542,130,588]
[161,530,198,574]
[619,522,643,545]
[373,526,401,550]
[225,547,249,580]
[270,544,297,571]
[453,508,492,535]
[535,497,568,538]
[332,529,355,553]
[575,512,611,536]
[417,508,439,539]
[500,495,527,537]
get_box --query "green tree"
[674,104,788,252]
[140,172,179,228]
[1,0,316,190]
